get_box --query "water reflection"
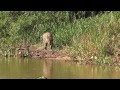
[0,58,120,79]
[43,60,53,79]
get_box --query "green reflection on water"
[0,57,120,79]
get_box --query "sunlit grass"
[0,11,119,64]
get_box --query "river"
[0,57,120,79]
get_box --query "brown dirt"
[18,46,120,65]
[29,49,72,61]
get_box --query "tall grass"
[64,11,120,63]
[0,11,119,63]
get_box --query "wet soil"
[29,49,72,61]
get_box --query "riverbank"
[30,49,71,60]
[0,46,120,67]
[0,11,119,66]
[10,45,120,66]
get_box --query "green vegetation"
[0,11,119,65]
[64,11,120,65]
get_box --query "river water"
[0,57,120,79]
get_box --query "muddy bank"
[29,49,72,61]
[30,49,120,66]
[0,45,120,66]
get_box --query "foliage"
[0,11,119,64]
